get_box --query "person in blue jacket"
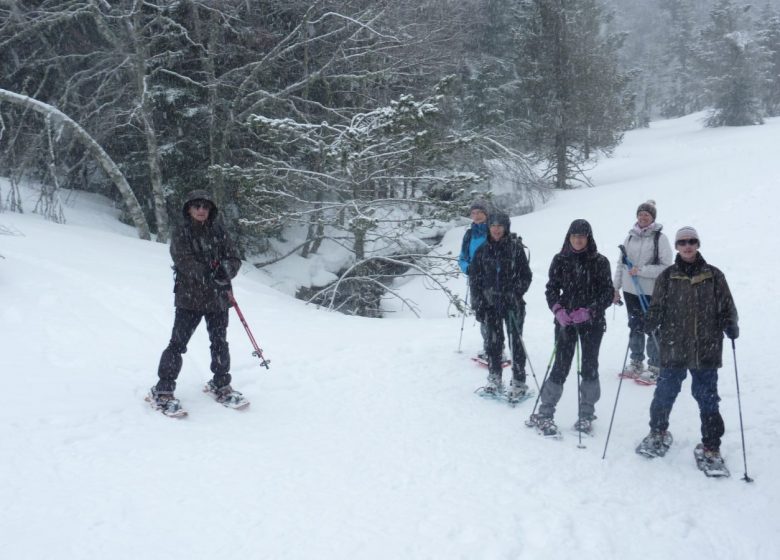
[458,200,489,274]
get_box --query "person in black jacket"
[528,219,613,436]
[147,189,242,415]
[469,212,533,399]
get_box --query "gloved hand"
[213,263,231,286]
[724,323,739,340]
[474,306,486,323]
[552,304,572,326]
[569,307,592,324]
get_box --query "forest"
[1,0,778,314]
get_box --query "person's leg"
[624,292,646,365]
[508,308,527,384]
[205,308,231,388]
[577,323,604,418]
[156,308,202,392]
[648,368,687,433]
[539,325,574,417]
[691,368,724,450]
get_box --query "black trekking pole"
[601,337,632,459]
[575,334,586,449]
[527,337,559,418]
[229,292,270,369]
[731,339,753,483]
[457,282,470,353]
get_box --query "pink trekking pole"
[229,292,270,369]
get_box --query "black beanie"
[637,200,657,220]
[469,200,489,214]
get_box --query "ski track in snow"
[2,113,779,559]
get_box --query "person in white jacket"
[612,200,673,383]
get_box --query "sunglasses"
[676,238,699,247]
[190,200,213,210]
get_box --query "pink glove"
[569,307,592,324]
[552,304,572,326]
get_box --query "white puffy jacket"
[613,222,673,297]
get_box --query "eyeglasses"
[676,238,699,247]
[190,200,213,210]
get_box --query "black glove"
[213,263,231,286]
[474,307,486,323]
[724,323,739,340]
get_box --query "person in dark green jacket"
[148,190,242,415]
[638,226,739,463]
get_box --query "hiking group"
[459,198,740,472]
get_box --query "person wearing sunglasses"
[147,189,243,416]
[637,226,739,467]
[612,200,673,384]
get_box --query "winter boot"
[508,379,529,400]
[147,386,186,417]
[483,372,504,395]
[635,430,673,458]
[694,444,730,477]
[526,413,560,438]
[204,379,248,408]
[621,360,644,379]
[637,368,658,385]
[573,414,597,434]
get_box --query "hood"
[560,218,598,255]
[182,189,218,221]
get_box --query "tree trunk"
[0,88,152,240]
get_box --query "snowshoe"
[635,367,659,386]
[635,430,673,458]
[572,415,596,435]
[619,360,644,380]
[694,444,730,478]
[506,380,533,406]
[525,414,562,439]
[203,380,250,410]
[145,387,187,418]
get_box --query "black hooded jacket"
[544,219,613,323]
[170,189,241,312]
[469,221,532,316]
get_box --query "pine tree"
[514,0,632,189]
[756,4,780,116]
[695,0,766,127]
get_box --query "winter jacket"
[458,222,488,274]
[613,222,673,296]
[469,232,532,317]
[645,253,738,369]
[171,190,241,313]
[545,223,613,325]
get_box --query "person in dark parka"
[148,189,242,413]
[638,226,738,462]
[469,212,533,398]
[529,219,614,436]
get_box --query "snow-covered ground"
[1,112,778,559]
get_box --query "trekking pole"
[457,282,470,353]
[575,334,585,449]
[229,292,270,369]
[731,339,753,483]
[601,337,632,459]
[528,338,559,418]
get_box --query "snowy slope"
[1,113,779,560]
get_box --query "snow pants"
[539,321,603,419]
[624,292,659,367]
[156,307,231,393]
[483,307,526,381]
[649,368,724,450]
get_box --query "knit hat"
[637,200,657,220]
[469,199,489,214]
[675,226,700,243]
[488,212,511,231]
